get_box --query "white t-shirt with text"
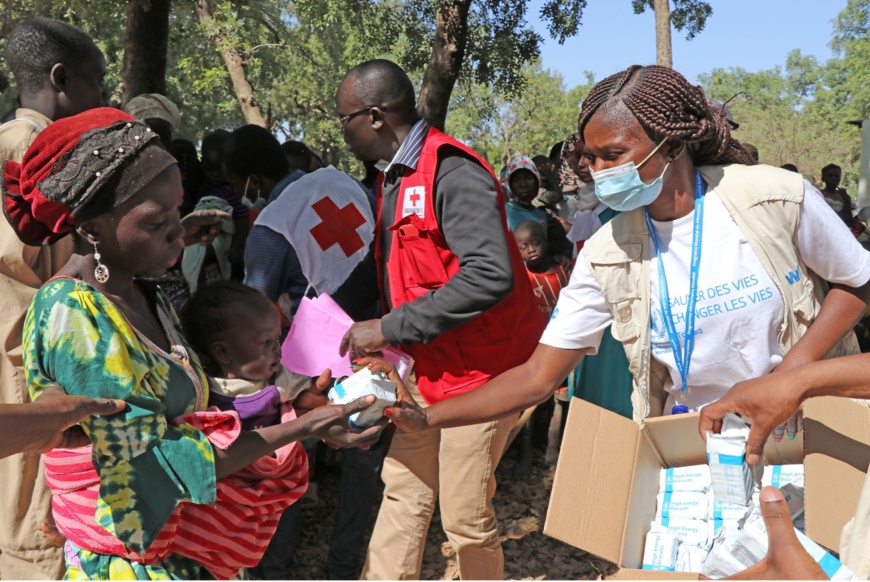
[541,181,870,412]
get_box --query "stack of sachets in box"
[643,464,715,572]
[643,413,854,578]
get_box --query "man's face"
[335,76,381,162]
[60,51,108,117]
[823,168,842,190]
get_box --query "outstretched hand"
[181,209,232,247]
[725,487,825,580]
[300,394,386,448]
[699,372,805,465]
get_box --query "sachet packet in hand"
[328,368,397,428]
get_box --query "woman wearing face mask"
[384,65,870,431]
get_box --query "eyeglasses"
[336,105,386,129]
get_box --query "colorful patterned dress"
[23,277,215,580]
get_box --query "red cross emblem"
[309,197,367,256]
[409,190,421,206]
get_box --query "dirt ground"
[286,432,617,580]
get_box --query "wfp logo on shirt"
[785,265,801,285]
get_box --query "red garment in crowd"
[44,407,307,580]
[526,262,571,325]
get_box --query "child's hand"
[300,395,386,448]
[38,521,65,548]
[292,369,332,414]
[352,357,429,433]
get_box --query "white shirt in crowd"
[541,181,870,412]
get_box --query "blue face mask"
[590,140,670,212]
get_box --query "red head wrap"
[2,107,176,246]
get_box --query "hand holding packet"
[707,413,754,506]
[701,505,856,580]
[327,367,397,428]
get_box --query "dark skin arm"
[385,344,587,431]
[0,387,126,459]
[778,282,870,372]
[700,352,870,465]
[213,394,385,479]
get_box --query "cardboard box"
[804,396,870,551]
[543,398,805,578]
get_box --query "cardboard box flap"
[804,397,870,468]
[762,430,803,465]
[642,412,707,468]
[804,396,870,552]
[544,398,642,565]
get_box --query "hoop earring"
[93,242,110,283]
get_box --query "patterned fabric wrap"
[502,152,541,200]
[558,133,584,193]
[1,107,174,245]
[44,406,308,580]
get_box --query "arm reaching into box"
[723,487,825,580]
[699,353,870,465]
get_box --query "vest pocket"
[390,217,449,290]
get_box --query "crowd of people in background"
[2,15,870,582]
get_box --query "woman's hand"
[353,357,430,433]
[699,372,807,465]
[180,209,232,247]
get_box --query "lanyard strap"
[645,171,706,401]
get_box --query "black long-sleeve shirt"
[333,123,514,346]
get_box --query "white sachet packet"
[653,518,711,549]
[328,368,397,428]
[656,491,711,520]
[707,413,754,506]
[712,497,753,521]
[762,464,804,488]
[642,529,681,571]
[676,543,710,572]
[660,465,712,492]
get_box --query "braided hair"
[577,65,756,167]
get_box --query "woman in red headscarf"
[2,108,384,579]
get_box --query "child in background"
[504,152,573,259]
[513,220,571,452]
[181,281,330,577]
[513,220,571,325]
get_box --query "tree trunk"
[193,0,267,127]
[121,0,171,105]
[654,0,673,68]
[417,0,472,131]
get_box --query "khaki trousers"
[361,384,512,580]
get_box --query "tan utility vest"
[582,164,860,423]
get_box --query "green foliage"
[448,61,592,168]
[698,48,861,188]
[631,0,712,40]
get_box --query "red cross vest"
[375,127,545,404]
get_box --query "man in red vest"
[333,59,543,580]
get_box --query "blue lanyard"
[644,171,705,413]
